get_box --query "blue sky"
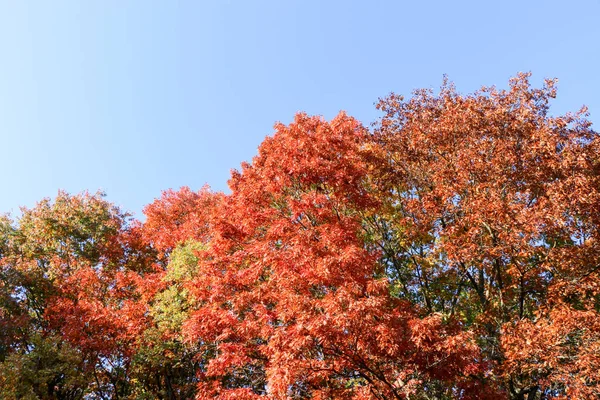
[1,1,598,218]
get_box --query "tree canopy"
[1,73,598,399]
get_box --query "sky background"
[1,0,599,218]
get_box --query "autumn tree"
[0,191,154,399]
[181,112,481,399]
[371,73,600,398]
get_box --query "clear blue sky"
[1,1,598,218]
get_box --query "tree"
[182,112,480,399]
[372,73,600,398]
[0,191,153,399]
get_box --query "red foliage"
[143,186,225,254]
[183,113,481,399]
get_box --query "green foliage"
[152,241,203,333]
[0,334,88,400]
[128,242,204,399]
[15,191,127,274]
